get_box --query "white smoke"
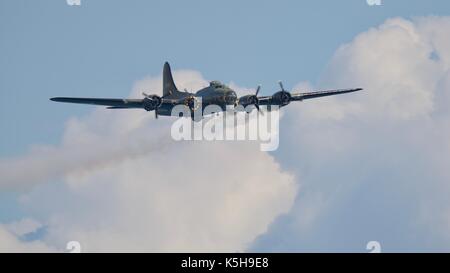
[0,70,297,252]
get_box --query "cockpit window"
[210,81,227,89]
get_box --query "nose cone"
[226,90,237,104]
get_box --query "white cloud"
[3,16,450,252]
[252,16,450,252]
[292,17,450,123]
[0,70,297,252]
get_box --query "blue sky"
[1,0,450,252]
[1,0,449,156]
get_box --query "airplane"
[51,62,362,120]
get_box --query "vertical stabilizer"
[163,62,178,97]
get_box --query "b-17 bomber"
[51,62,362,120]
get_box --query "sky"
[1,0,450,252]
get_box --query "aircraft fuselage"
[156,85,238,117]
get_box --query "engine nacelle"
[143,95,162,111]
[271,91,291,107]
[236,95,259,113]
[238,95,258,107]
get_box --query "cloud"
[251,16,450,252]
[0,71,297,252]
[3,15,450,253]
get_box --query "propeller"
[255,85,261,96]
[253,85,261,112]
[142,92,163,119]
[272,81,292,107]
[238,85,262,113]
[278,81,285,92]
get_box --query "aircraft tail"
[163,62,179,97]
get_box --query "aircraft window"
[211,81,223,88]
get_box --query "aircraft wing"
[50,97,145,109]
[257,88,362,105]
[256,96,273,105]
[290,88,363,101]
